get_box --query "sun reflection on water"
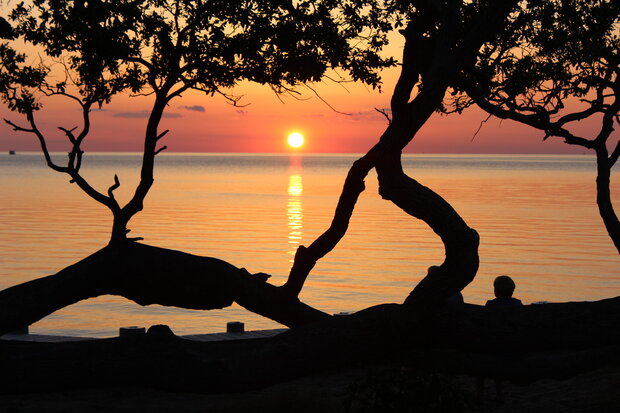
[287,173,303,261]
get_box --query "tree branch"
[58,126,78,143]
[23,111,69,173]
[107,174,121,201]
[4,118,33,133]
[155,129,169,142]
[283,158,369,297]
[467,86,596,149]
[375,107,392,125]
[305,84,351,115]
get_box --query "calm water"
[1,153,618,337]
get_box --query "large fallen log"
[1,297,618,394]
[0,242,330,336]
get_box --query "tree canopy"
[445,0,620,252]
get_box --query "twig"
[107,174,121,200]
[4,118,33,133]
[155,129,170,141]
[305,84,351,115]
[58,126,78,143]
[472,113,492,141]
[375,107,392,125]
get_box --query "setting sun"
[287,132,305,148]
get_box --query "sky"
[0,28,603,155]
[0,72,596,155]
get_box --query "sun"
[287,132,305,148]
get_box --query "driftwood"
[0,242,330,337]
[1,297,618,394]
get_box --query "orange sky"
[0,41,604,155]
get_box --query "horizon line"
[3,150,594,157]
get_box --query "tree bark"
[0,242,329,336]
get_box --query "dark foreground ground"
[1,363,618,413]
[2,299,619,412]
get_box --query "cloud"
[181,105,206,112]
[113,111,182,119]
[302,114,325,118]
[345,108,392,122]
[236,109,248,116]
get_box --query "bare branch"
[58,126,78,143]
[107,174,121,200]
[4,118,33,133]
[125,228,144,242]
[167,83,190,101]
[155,145,168,155]
[465,83,596,149]
[129,90,156,98]
[374,107,392,125]
[124,56,154,72]
[472,113,492,141]
[155,129,170,142]
[215,90,249,107]
[305,84,351,115]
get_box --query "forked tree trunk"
[375,158,479,306]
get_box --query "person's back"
[485,275,522,308]
[486,296,522,308]
[479,275,522,403]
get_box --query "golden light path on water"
[287,173,303,262]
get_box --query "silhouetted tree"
[448,0,620,253]
[0,0,397,333]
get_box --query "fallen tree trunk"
[0,242,330,336]
[1,297,618,394]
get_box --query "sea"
[1,152,618,337]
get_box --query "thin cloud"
[113,111,182,119]
[181,105,206,112]
[347,108,392,121]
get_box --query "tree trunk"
[0,242,329,336]
[375,157,479,306]
[595,147,620,254]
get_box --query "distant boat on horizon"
[9,150,15,155]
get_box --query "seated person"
[486,275,522,308]
[478,275,523,402]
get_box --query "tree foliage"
[444,0,620,252]
[448,0,619,142]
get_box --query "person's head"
[493,275,516,298]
